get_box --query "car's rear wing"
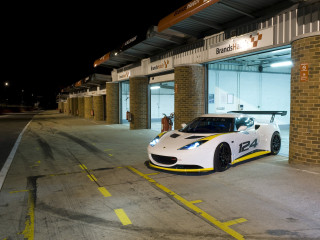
[228,111,287,123]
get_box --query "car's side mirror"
[238,125,247,131]
[181,123,187,128]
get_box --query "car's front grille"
[151,154,177,165]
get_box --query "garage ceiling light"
[150,86,160,90]
[270,61,292,67]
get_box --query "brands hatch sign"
[118,70,131,81]
[209,28,273,59]
[148,57,173,74]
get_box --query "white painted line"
[0,120,32,191]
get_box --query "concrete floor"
[0,110,319,240]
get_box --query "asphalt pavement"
[0,110,319,240]
[0,112,38,170]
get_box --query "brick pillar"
[63,102,68,114]
[78,97,84,118]
[93,95,104,121]
[70,98,74,115]
[130,77,148,129]
[66,98,71,115]
[289,35,320,165]
[84,96,93,119]
[72,97,78,116]
[106,82,119,124]
[58,102,63,113]
[174,65,205,130]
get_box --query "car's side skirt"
[232,150,271,165]
[149,162,214,173]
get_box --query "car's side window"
[236,117,254,130]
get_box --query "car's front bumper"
[148,161,214,173]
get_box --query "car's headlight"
[178,140,208,150]
[149,132,167,147]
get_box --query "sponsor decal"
[122,35,138,47]
[209,28,273,59]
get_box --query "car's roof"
[200,113,250,118]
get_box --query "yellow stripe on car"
[149,162,213,172]
[232,151,270,164]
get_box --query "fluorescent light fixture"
[270,61,292,67]
[150,86,160,90]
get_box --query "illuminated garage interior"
[149,81,174,131]
[120,81,130,125]
[208,47,292,156]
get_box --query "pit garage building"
[58,0,320,166]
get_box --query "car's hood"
[155,130,215,150]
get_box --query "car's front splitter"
[148,161,214,173]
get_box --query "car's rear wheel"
[270,132,281,155]
[214,142,231,172]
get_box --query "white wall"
[208,70,290,125]
[151,95,174,119]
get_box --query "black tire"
[214,142,231,172]
[270,132,281,155]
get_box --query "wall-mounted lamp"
[270,61,292,67]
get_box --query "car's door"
[233,117,259,160]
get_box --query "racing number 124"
[239,139,258,153]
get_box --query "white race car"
[147,111,286,173]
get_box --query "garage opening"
[149,81,174,132]
[120,81,130,125]
[207,47,291,156]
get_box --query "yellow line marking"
[232,151,270,165]
[146,172,160,176]
[114,209,132,225]
[108,154,113,157]
[223,218,247,227]
[19,190,34,239]
[128,166,246,240]
[79,164,87,170]
[104,149,112,151]
[98,187,112,197]
[87,174,97,182]
[190,200,203,204]
[9,190,29,194]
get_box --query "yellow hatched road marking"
[224,218,247,227]
[98,187,112,197]
[146,172,160,176]
[9,190,29,194]
[87,174,97,182]
[128,166,247,240]
[79,164,87,170]
[114,209,132,225]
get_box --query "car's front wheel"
[214,142,231,172]
[270,131,281,155]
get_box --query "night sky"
[1,1,190,108]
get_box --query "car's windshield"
[180,117,235,133]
